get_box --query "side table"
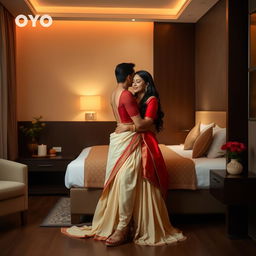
[18,156,73,195]
[210,169,256,239]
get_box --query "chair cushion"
[0,181,26,201]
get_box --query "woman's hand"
[115,124,132,133]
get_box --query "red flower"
[226,142,232,148]
[221,141,246,159]
[221,144,227,150]
[230,146,238,152]
[240,144,246,151]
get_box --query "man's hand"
[115,124,132,133]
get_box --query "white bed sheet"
[65,145,226,189]
[65,147,91,189]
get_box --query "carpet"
[40,197,92,227]
[40,197,72,227]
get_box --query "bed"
[66,111,227,224]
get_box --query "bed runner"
[84,145,109,188]
[159,145,197,190]
[84,145,197,190]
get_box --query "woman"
[61,64,185,246]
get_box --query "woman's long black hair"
[134,70,164,132]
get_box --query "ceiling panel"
[40,0,180,9]
[0,0,220,22]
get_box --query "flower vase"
[227,159,243,175]
[27,138,38,155]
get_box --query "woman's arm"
[115,117,153,133]
[120,91,157,132]
[131,97,158,131]
[130,116,154,131]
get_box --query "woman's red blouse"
[145,97,158,120]
[118,91,158,122]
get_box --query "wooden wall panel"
[195,0,227,111]
[226,0,248,170]
[18,121,116,158]
[154,23,195,145]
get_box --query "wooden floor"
[0,196,256,256]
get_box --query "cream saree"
[61,131,185,246]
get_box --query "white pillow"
[200,123,215,133]
[214,124,225,131]
[207,125,226,158]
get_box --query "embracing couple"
[61,63,186,246]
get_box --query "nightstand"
[210,169,256,239]
[18,156,73,195]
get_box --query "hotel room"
[0,0,256,254]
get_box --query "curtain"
[0,4,17,160]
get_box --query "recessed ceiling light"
[132,19,136,21]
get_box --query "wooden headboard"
[195,111,226,128]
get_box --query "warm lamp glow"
[80,95,101,121]
[80,95,101,111]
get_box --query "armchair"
[0,159,28,224]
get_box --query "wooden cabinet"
[210,169,256,239]
[18,156,73,195]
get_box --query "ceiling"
[0,0,220,22]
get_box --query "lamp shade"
[80,95,101,111]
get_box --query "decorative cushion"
[200,123,215,132]
[184,122,200,150]
[207,125,226,158]
[192,127,213,158]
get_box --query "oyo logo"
[15,14,53,27]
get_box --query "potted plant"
[221,141,246,175]
[19,116,46,154]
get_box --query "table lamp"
[80,95,101,121]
